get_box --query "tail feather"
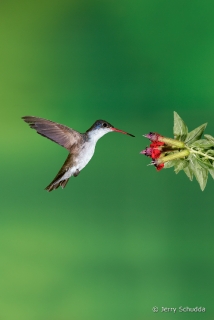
[45,178,69,192]
[45,154,73,192]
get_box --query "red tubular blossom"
[151,150,190,171]
[151,148,161,159]
[141,146,161,159]
[144,132,185,148]
[140,147,152,157]
[156,163,164,171]
[144,132,163,142]
[151,159,165,171]
[143,131,189,172]
[150,141,165,147]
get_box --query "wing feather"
[22,116,83,152]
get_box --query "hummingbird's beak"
[111,127,135,137]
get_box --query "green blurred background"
[1,0,214,319]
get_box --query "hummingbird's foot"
[73,169,80,177]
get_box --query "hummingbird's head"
[86,120,135,142]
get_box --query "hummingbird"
[22,116,135,191]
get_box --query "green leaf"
[183,165,194,181]
[174,160,189,174]
[207,149,214,156]
[204,134,214,143]
[189,155,208,191]
[195,155,213,169]
[185,123,207,146]
[191,139,214,148]
[164,160,179,168]
[209,168,214,179]
[173,111,188,141]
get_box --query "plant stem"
[188,147,214,161]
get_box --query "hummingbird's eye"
[102,123,107,127]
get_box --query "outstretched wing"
[22,116,83,152]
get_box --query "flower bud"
[144,132,185,148]
[143,132,162,141]
[140,147,152,157]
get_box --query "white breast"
[76,141,96,171]
[61,128,112,181]
[75,128,112,172]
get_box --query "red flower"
[150,141,165,147]
[140,146,161,159]
[151,159,164,171]
[140,147,152,157]
[156,163,164,171]
[151,148,161,159]
[144,132,163,142]
[143,131,188,172]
